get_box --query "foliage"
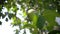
[36,15,45,29]
[48,30,60,34]
[0,0,60,34]
[11,17,21,26]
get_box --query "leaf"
[23,24,34,28]
[2,14,6,19]
[0,5,2,11]
[12,4,18,12]
[28,12,36,21]
[23,23,39,34]
[48,30,60,34]
[0,21,2,25]
[0,12,3,17]
[32,14,38,26]
[11,17,21,26]
[15,29,19,34]
[8,13,16,19]
[5,18,8,22]
[4,3,11,11]
[36,15,45,29]
[43,9,59,31]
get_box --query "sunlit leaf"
[23,24,34,28]
[11,17,21,26]
[12,3,18,12]
[32,14,38,26]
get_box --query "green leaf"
[36,15,45,29]
[2,14,6,19]
[28,12,36,21]
[12,3,18,12]
[23,24,34,28]
[0,5,2,11]
[0,21,2,25]
[48,30,60,34]
[43,9,59,31]
[32,14,38,26]
[4,3,11,11]
[8,13,16,19]
[11,17,21,26]
[15,29,19,34]
[5,18,8,22]
[0,13,3,17]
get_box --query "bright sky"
[0,18,15,34]
[0,17,31,34]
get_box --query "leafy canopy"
[0,0,60,34]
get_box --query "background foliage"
[0,0,60,34]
